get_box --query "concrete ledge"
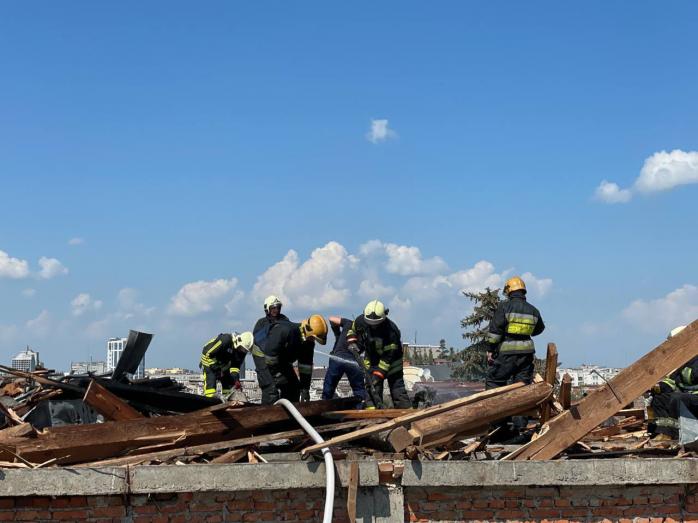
[402,459,698,486]
[1,459,697,496]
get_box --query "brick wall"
[0,489,350,523]
[5,483,698,522]
[405,484,698,522]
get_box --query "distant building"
[403,343,442,361]
[11,347,40,372]
[557,364,622,388]
[145,367,202,394]
[106,337,145,379]
[69,360,108,375]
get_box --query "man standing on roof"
[649,325,695,441]
[347,300,411,409]
[252,295,290,405]
[321,316,367,403]
[199,331,255,398]
[263,314,328,404]
[485,276,545,390]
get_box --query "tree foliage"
[451,287,501,381]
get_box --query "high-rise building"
[106,337,145,379]
[11,347,40,372]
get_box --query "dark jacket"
[662,356,698,393]
[486,291,545,355]
[263,320,315,390]
[253,313,289,358]
[330,317,355,358]
[347,315,404,376]
[200,333,246,381]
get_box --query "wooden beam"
[540,343,558,424]
[74,419,374,467]
[512,319,698,460]
[347,461,359,523]
[389,381,553,452]
[83,380,144,421]
[302,382,525,455]
[560,373,572,409]
[210,447,247,464]
[324,409,412,420]
[10,397,358,465]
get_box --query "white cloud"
[21,288,37,298]
[26,310,51,337]
[520,272,554,298]
[635,150,698,193]
[38,257,69,279]
[253,242,359,310]
[168,278,240,316]
[594,180,632,204]
[622,284,698,334]
[117,288,156,319]
[358,279,395,299]
[68,237,85,246]
[0,250,30,279]
[594,149,698,203]
[366,119,397,144]
[361,240,447,276]
[71,293,103,316]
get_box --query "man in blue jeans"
[321,316,367,404]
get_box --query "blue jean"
[321,354,367,403]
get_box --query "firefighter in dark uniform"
[321,316,367,402]
[485,276,545,389]
[252,295,290,405]
[199,331,255,398]
[262,314,328,404]
[347,300,411,409]
[650,325,695,441]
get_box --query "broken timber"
[302,382,525,455]
[389,380,552,452]
[6,397,358,465]
[512,319,698,460]
[83,380,144,421]
[540,343,558,424]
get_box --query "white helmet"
[668,325,687,339]
[263,295,283,314]
[364,299,388,326]
[234,331,255,353]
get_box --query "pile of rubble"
[0,321,695,469]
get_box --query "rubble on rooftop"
[0,321,696,469]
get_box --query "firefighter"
[347,300,411,409]
[321,316,367,403]
[650,325,695,441]
[252,295,290,405]
[199,331,255,398]
[485,276,545,390]
[263,314,328,404]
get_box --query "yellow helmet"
[364,299,388,326]
[233,331,255,353]
[302,314,328,345]
[504,276,526,296]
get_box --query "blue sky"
[0,2,696,370]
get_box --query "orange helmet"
[504,276,526,296]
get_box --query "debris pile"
[0,321,695,469]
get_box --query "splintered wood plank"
[390,381,552,452]
[512,319,698,460]
[83,380,144,421]
[11,397,358,465]
[74,418,373,467]
[324,409,412,419]
[540,343,558,424]
[210,447,247,464]
[347,461,359,523]
[302,382,525,455]
[560,373,572,409]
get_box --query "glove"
[300,388,310,402]
[370,367,386,381]
[651,384,662,394]
[233,380,242,390]
[273,372,289,387]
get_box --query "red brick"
[0,514,15,521]
[592,507,625,517]
[560,508,591,518]
[459,510,495,519]
[51,497,88,508]
[472,499,490,508]
[190,502,225,512]
[455,501,472,509]
[530,508,561,518]
[16,511,51,521]
[228,500,254,510]
[52,510,90,520]
[538,498,555,507]
[254,501,276,510]
[133,517,154,523]
[93,505,127,518]
[494,509,527,519]
[502,489,526,498]
[426,491,452,501]
[488,499,506,509]
[134,504,158,514]
[555,498,571,507]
